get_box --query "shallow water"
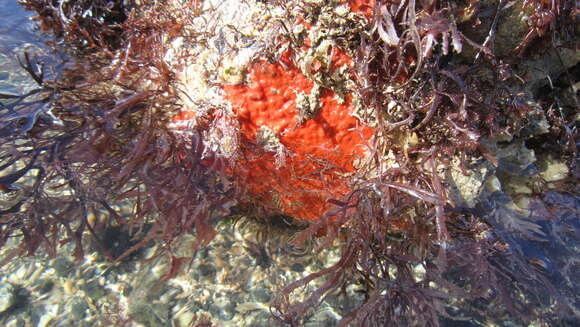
[0,0,52,94]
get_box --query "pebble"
[0,282,16,312]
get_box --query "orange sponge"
[223,50,372,220]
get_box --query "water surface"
[0,0,52,94]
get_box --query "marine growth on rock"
[1,0,578,325]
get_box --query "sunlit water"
[0,0,53,94]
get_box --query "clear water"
[0,0,52,94]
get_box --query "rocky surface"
[0,219,365,326]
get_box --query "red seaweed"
[1,0,578,325]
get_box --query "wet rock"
[5,318,25,327]
[489,140,538,176]
[129,302,170,327]
[252,288,271,303]
[0,282,16,312]
[458,0,527,59]
[99,226,142,261]
[198,264,216,279]
[305,304,341,327]
[519,48,580,94]
[35,279,54,295]
[447,159,491,208]
[69,298,88,320]
[51,257,73,277]
[500,174,534,196]
[539,156,569,182]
